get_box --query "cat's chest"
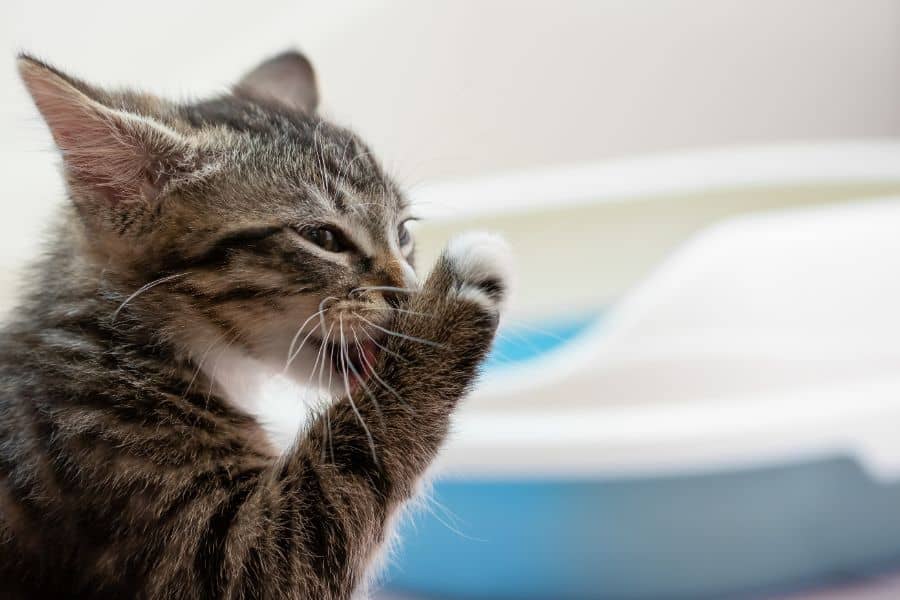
[195,345,318,453]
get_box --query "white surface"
[413,141,900,222]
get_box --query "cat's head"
[18,51,416,384]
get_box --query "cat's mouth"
[312,336,380,385]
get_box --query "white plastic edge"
[438,377,900,484]
[410,140,900,222]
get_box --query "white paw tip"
[445,231,513,308]
[446,232,513,282]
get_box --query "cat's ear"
[234,50,319,113]
[17,54,200,206]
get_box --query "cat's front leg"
[300,232,511,597]
[331,231,513,594]
[327,231,512,589]
[365,231,514,488]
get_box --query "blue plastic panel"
[385,458,900,599]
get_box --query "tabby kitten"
[0,51,510,599]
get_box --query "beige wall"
[5,1,900,180]
[2,0,900,309]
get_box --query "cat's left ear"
[234,50,319,113]
[17,54,202,208]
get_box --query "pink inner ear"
[20,61,186,205]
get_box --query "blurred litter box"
[384,143,900,599]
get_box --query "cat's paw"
[443,231,513,312]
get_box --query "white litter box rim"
[421,141,900,483]
[411,140,900,222]
[438,376,900,483]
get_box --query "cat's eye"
[298,226,350,253]
[398,221,412,247]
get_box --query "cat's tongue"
[346,339,379,382]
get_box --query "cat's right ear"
[234,50,319,113]
[17,54,201,208]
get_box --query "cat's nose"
[376,257,413,286]
[366,257,414,307]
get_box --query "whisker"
[337,146,375,188]
[322,329,338,463]
[306,321,333,394]
[284,309,326,370]
[338,316,379,464]
[326,333,337,396]
[482,338,517,365]
[317,296,338,343]
[313,120,332,195]
[350,285,419,298]
[504,318,570,343]
[361,306,435,319]
[353,327,413,411]
[422,495,486,542]
[182,327,233,400]
[347,325,386,427]
[315,321,336,392]
[204,329,244,405]
[493,328,551,363]
[358,327,408,363]
[334,139,354,187]
[111,272,187,322]
[300,321,333,417]
[358,316,445,349]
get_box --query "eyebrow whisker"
[350,285,419,298]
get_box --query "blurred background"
[5,1,900,599]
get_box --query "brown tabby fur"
[0,51,508,599]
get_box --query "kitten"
[0,50,511,599]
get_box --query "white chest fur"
[195,345,321,453]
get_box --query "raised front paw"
[377,232,512,402]
[390,231,512,363]
[440,231,513,315]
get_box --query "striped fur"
[0,51,509,599]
